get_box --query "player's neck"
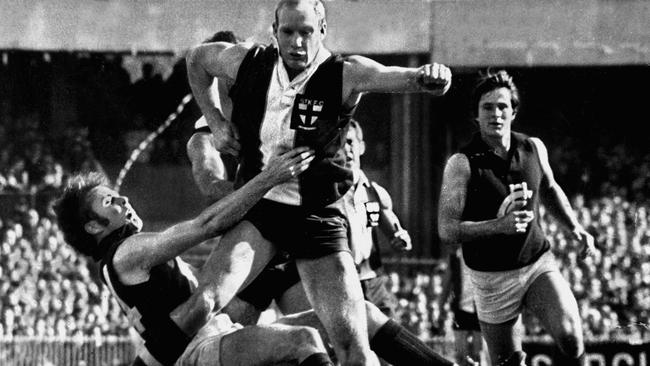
[94,226,116,244]
[284,63,302,81]
[483,133,511,159]
[352,168,361,184]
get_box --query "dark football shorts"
[243,199,350,259]
[193,126,211,135]
[453,309,481,331]
[237,255,300,311]
[360,275,398,318]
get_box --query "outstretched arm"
[530,138,595,258]
[437,153,534,245]
[114,148,315,281]
[343,55,452,98]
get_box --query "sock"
[299,352,334,366]
[370,319,455,366]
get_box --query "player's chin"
[285,58,307,70]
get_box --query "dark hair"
[472,69,520,115]
[53,172,110,257]
[203,30,238,44]
[274,0,326,29]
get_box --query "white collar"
[276,46,332,90]
[354,169,370,188]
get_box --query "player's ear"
[359,140,366,156]
[320,20,327,38]
[84,220,105,236]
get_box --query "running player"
[438,70,596,366]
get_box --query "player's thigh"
[524,270,582,341]
[296,251,361,302]
[198,221,276,289]
[479,316,522,364]
[276,282,312,314]
[361,276,397,318]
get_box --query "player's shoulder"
[216,42,263,80]
[446,153,470,169]
[113,232,152,268]
[343,54,370,64]
[221,42,255,62]
[369,180,389,196]
[442,153,471,182]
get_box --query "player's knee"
[557,332,583,358]
[556,317,584,357]
[290,326,327,356]
[179,290,215,324]
[364,301,388,336]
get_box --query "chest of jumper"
[259,67,346,157]
[465,145,542,219]
[346,183,381,229]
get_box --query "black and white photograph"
[0,1,648,365]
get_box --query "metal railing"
[0,336,135,366]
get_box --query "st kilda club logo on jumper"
[291,94,324,131]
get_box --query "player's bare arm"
[374,183,412,251]
[342,55,452,103]
[187,130,234,201]
[187,42,251,155]
[531,138,595,257]
[438,153,533,244]
[113,147,315,283]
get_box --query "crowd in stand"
[1,52,649,344]
[0,121,130,339]
[387,191,650,342]
[0,207,130,338]
[1,121,649,342]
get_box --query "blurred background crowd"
[1,58,648,342]
[0,3,647,366]
[388,193,650,343]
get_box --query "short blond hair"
[274,0,326,27]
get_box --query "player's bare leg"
[277,300,458,366]
[220,324,332,366]
[524,272,584,365]
[479,317,524,366]
[297,252,379,366]
[171,221,275,336]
